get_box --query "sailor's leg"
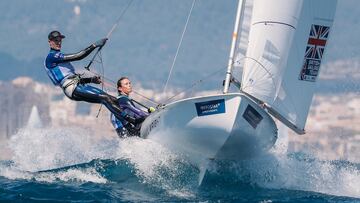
[72,84,124,119]
[124,123,141,137]
[116,127,129,138]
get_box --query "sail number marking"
[143,116,160,137]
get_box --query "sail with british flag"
[239,0,337,134]
[299,24,331,82]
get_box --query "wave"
[0,125,359,200]
[0,126,199,199]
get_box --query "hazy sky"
[0,0,358,89]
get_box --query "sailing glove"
[93,38,108,48]
[147,107,156,113]
[91,76,101,84]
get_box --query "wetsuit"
[110,94,149,137]
[44,44,129,121]
[110,101,128,137]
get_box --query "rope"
[88,69,160,106]
[86,0,133,117]
[164,67,224,103]
[95,51,105,118]
[162,0,196,94]
[163,59,244,104]
[132,90,160,106]
[85,0,134,71]
[106,0,134,39]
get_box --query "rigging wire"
[132,90,160,106]
[95,51,105,118]
[84,0,232,109]
[163,59,243,104]
[87,69,160,106]
[105,0,134,39]
[163,67,224,104]
[85,0,134,71]
[162,0,196,95]
[89,59,240,108]
[83,0,134,117]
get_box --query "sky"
[0,0,359,90]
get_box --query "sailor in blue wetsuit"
[45,30,138,124]
[110,77,155,138]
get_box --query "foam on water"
[226,153,360,198]
[113,135,198,198]
[1,126,197,198]
[0,126,117,184]
[207,125,360,198]
[8,127,117,172]
[1,124,359,199]
[270,126,360,198]
[0,164,107,184]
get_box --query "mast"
[223,0,246,94]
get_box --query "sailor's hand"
[93,38,108,48]
[91,76,102,84]
[147,107,156,113]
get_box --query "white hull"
[140,93,278,166]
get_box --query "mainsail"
[240,0,337,134]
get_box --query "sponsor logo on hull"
[195,99,225,116]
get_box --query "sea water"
[0,126,359,202]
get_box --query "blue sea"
[0,127,359,202]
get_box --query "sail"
[240,0,337,133]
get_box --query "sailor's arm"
[62,38,107,62]
[123,99,149,117]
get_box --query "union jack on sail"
[299,24,330,82]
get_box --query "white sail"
[241,0,337,133]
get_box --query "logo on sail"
[195,99,225,116]
[299,24,330,82]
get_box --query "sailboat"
[140,0,337,169]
